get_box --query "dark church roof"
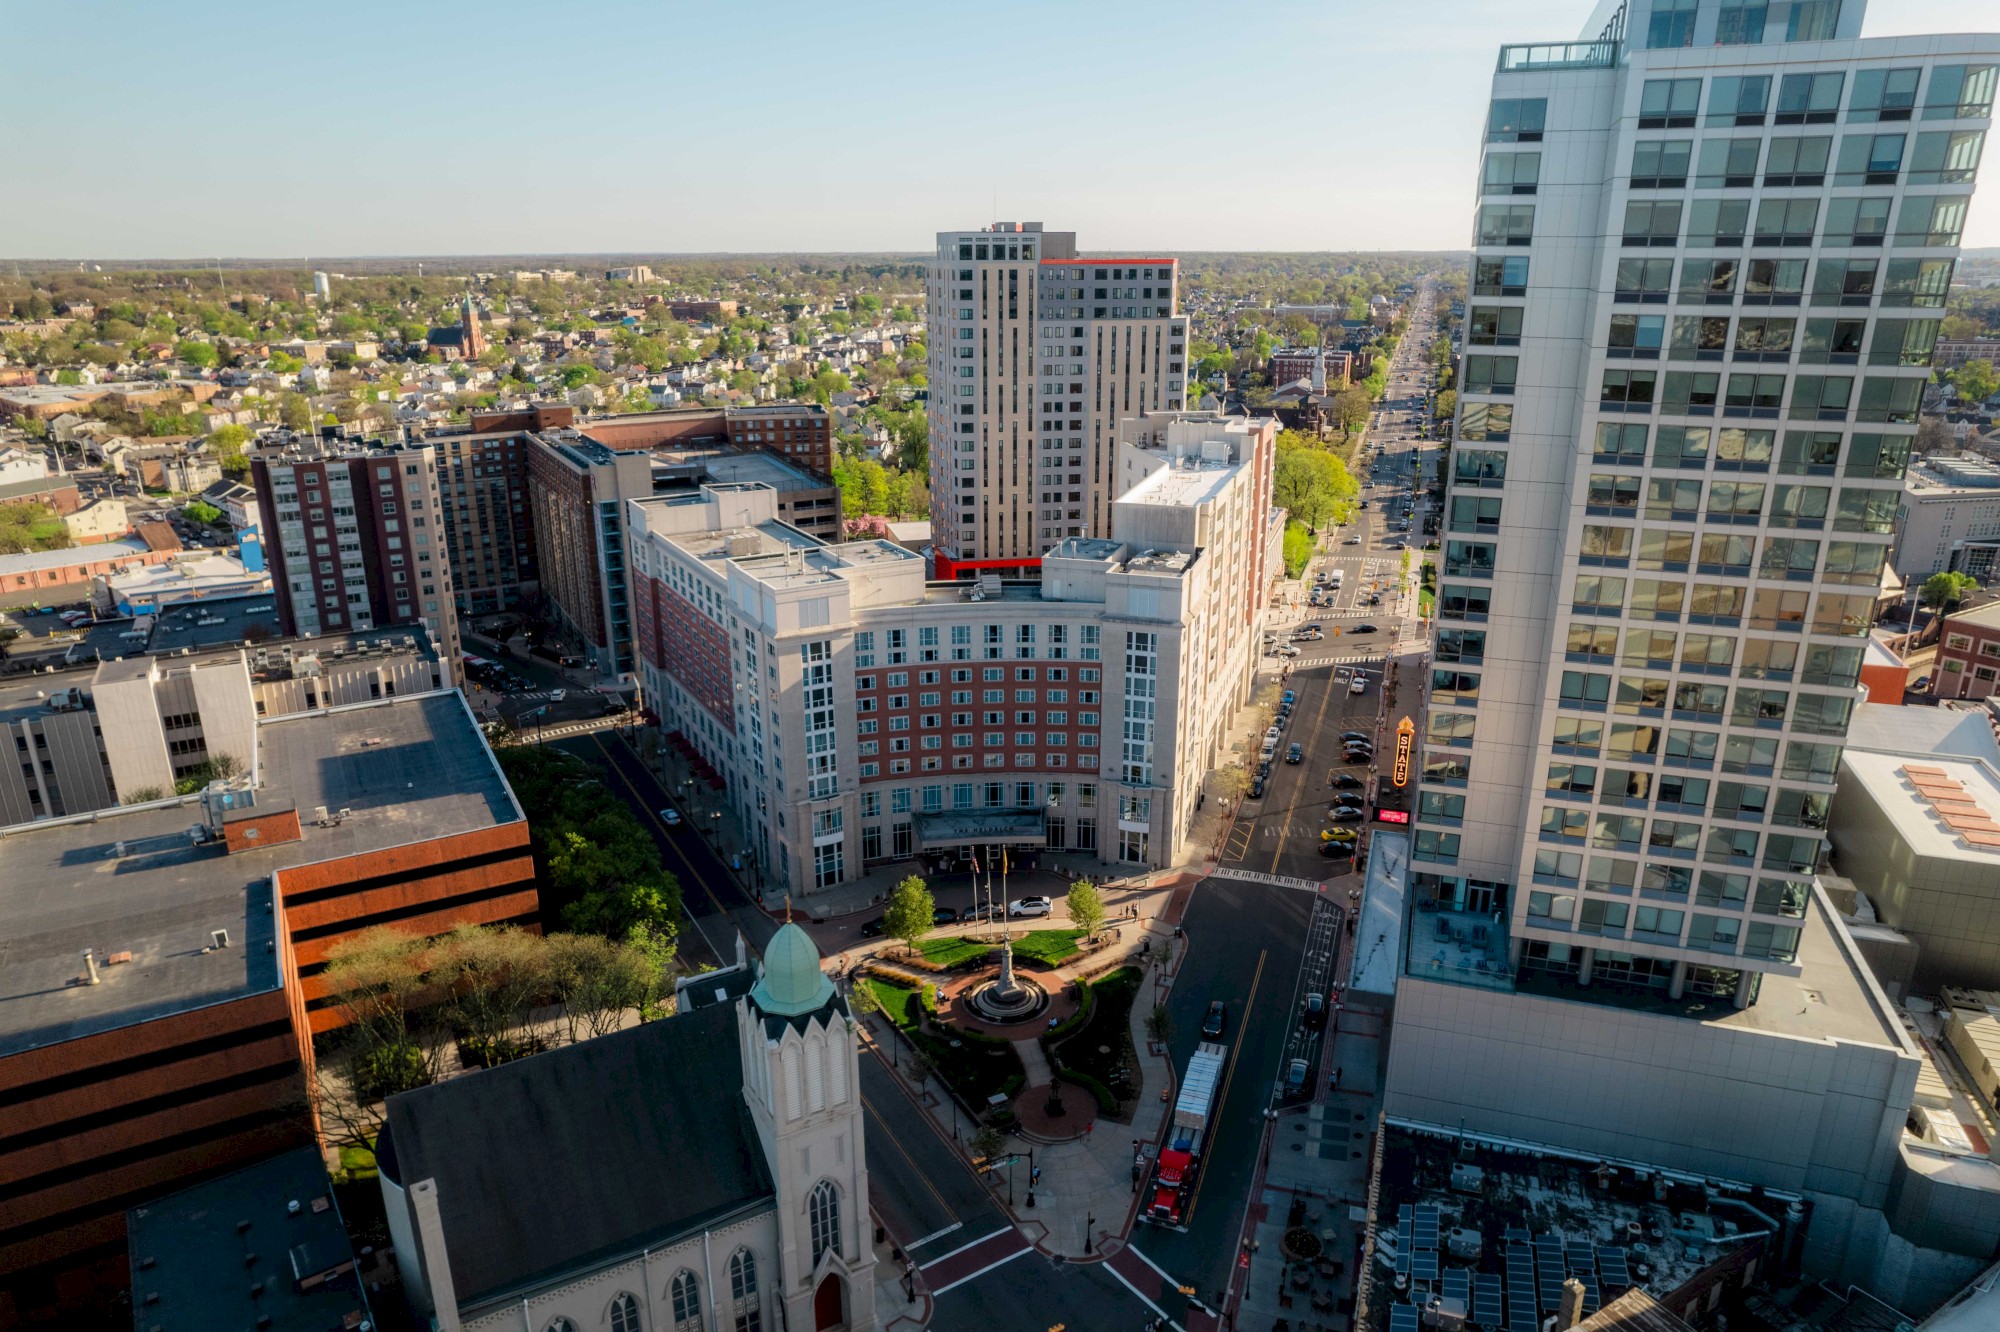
[426,324,468,347]
[377,1001,774,1313]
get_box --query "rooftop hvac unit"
[211,929,231,949]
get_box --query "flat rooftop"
[652,445,826,492]
[127,1145,373,1332]
[1843,749,2000,862]
[0,537,151,578]
[1844,698,2000,764]
[1119,456,1244,509]
[139,594,284,653]
[663,519,824,574]
[0,690,518,1057]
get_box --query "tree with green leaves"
[1066,879,1106,940]
[1334,388,1372,434]
[884,874,935,956]
[183,500,222,525]
[175,339,217,369]
[1921,570,1980,611]
[207,422,251,472]
[1274,438,1357,532]
[971,1123,1005,1167]
[1282,520,1315,578]
[1957,359,1998,408]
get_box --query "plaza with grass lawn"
[908,927,1087,970]
[860,974,1026,1109]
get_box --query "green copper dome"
[750,923,835,1016]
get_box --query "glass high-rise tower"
[1416,0,1998,1008]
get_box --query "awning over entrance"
[911,810,1047,850]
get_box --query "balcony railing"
[1498,40,1618,72]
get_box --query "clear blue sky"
[3,0,1996,258]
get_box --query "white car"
[1274,643,1302,657]
[549,688,567,702]
[657,807,683,827]
[1009,896,1053,919]
[1350,677,1368,695]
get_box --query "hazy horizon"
[4,0,1998,258]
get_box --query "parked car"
[1286,1058,1311,1093]
[1331,773,1365,790]
[657,807,683,828]
[1274,643,1301,658]
[1202,1000,1228,1038]
[1303,993,1327,1028]
[1009,896,1053,919]
[1282,690,1297,706]
[1249,776,1266,799]
[1320,839,1356,859]
[1321,827,1360,844]
[1339,731,1371,745]
[1328,806,1366,823]
[859,916,887,938]
[932,905,960,925]
[1286,742,1304,764]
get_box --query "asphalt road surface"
[1137,876,1314,1301]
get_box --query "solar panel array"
[1473,1272,1504,1326]
[1426,1229,1638,1330]
[1390,1304,1421,1332]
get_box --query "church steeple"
[749,922,837,1017]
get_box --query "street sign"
[1392,715,1415,788]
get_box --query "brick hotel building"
[630,412,1278,895]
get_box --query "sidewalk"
[853,891,1203,1264]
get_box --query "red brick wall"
[852,657,1104,785]
[637,573,735,734]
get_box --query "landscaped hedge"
[1056,1067,1120,1114]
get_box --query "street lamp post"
[708,809,722,845]
[1083,1211,1094,1255]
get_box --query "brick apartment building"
[1267,346,1353,388]
[525,410,843,676]
[1935,338,2000,372]
[581,403,834,479]
[249,433,461,676]
[1933,600,2000,699]
[0,689,533,1323]
[524,432,654,677]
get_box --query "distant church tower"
[737,924,877,1332]
[461,295,484,360]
